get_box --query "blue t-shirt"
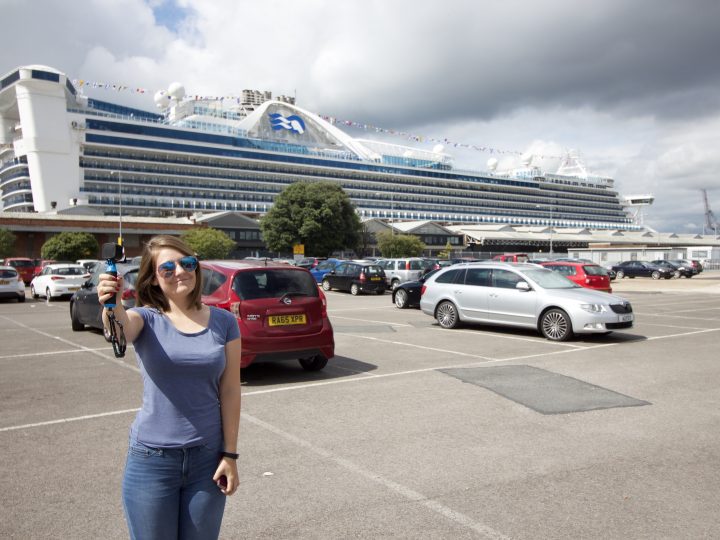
[129,306,241,448]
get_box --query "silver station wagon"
[420,262,634,341]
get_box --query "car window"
[201,268,227,295]
[492,269,524,289]
[232,269,318,300]
[363,265,384,276]
[9,260,33,267]
[55,267,85,276]
[523,268,579,289]
[334,263,349,275]
[0,269,18,278]
[316,261,335,271]
[409,260,423,270]
[435,268,463,284]
[583,265,607,276]
[465,268,491,286]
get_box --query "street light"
[111,170,123,246]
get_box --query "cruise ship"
[0,65,637,230]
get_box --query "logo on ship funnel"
[268,113,305,134]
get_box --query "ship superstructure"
[0,65,637,230]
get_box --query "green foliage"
[260,182,362,255]
[41,232,99,261]
[437,240,454,260]
[376,231,426,258]
[0,228,16,259]
[181,227,236,259]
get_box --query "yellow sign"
[293,244,305,255]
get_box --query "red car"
[33,258,56,277]
[540,261,612,293]
[200,260,334,371]
[5,257,36,284]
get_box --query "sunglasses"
[157,256,199,278]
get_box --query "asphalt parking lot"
[1,274,720,539]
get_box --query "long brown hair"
[135,235,203,311]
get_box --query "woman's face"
[152,247,198,301]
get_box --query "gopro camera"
[102,243,123,309]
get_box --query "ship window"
[31,70,60,82]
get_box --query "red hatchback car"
[540,261,612,293]
[200,260,334,371]
[5,257,36,284]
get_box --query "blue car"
[309,258,343,283]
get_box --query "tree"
[0,228,16,259]
[376,231,426,258]
[41,232,99,261]
[437,240,454,260]
[260,181,361,255]
[181,227,236,259]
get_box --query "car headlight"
[580,303,606,313]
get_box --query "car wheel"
[394,289,409,309]
[435,301,459,329]
[46,287,53,301]
[298,355,328,371]
[350,283,359,296]
[70,303,84,331]
[673,270,681,278]
[651,271,660,280]
[322,279,331,291]
[686,274,693,278]
[30,285,39,299]
[616,270,625,279]
[391,279,400,290]
[540,308,572,341]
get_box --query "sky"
[2,0,720,232]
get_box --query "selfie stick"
[102,243,126,357]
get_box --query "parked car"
[322,262,386,295]
[492,253,529,263]
[610,261,674,279]
[76,259,102,272]
[69,263,139,340]
[33,258,56,278]
[391,269,439,309]
[667,259,700,277]
[650,260,690,278]
[5,257,36,284]
[296,257,327,270]
[200,260,334,371]
[540,261,613,293]
[0,265,26,302]
[420,262,634,341]
[378,258,434,289]
[309,258,344,283]
[30,264,89,300]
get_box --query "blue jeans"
[122,437,226,540]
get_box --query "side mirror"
[515,281,531,291]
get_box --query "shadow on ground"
[241,355,377,387]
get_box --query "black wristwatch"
[221,451,239,459]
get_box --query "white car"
[420,262,634,341]
[0,265,26,303]
[30,264,89,301]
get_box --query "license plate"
[0,280,8,285]
[268,314,307,326]
[620,314,633,322]
[370,277,382,281]
[68,287,79,292]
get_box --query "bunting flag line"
[72,78,560,159]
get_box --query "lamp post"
[111,171,123,245]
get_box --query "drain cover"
[440,365,650,415]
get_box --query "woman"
[99,235,242,540]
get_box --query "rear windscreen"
[232,269,319,300]
[55,267,86,276]
[363,266,384,276]
[9,260,33,267]
[0,269,18,278]
[583,265,608,276]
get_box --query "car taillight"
[50,276,64,281]
[421,285,427,296]
[359,272,366,282]
[230,302,240,317]
[319,289,328,317]
[405,261,411,269]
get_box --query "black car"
[650,260,691,278]
[69,263,139,340]
[321,262,386,295]
[610,261,674,279]
[668,259,699,277]
[391,269,439,309]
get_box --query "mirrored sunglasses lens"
[159,262,176,276]
[180,257,198,271]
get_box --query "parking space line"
[0,315,140,373]
[0,408,139,433]
[0,347,114,360]
[634,312,720,321]
[427,326,587,348]
[331,315,413,327]
[645,328,720,341]
[637,322,706,330]
[243,412,512,540]
[635,298,720,309]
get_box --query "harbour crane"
[702,189,718,235]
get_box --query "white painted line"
[634,312,720,321]
[0,315,140,373]
[334,332,496,360]
[637,298,719,309]
[428,326,586,349]
[645,328,720,341]
[0,347,114,360]
[0,408,139,433]
[331,315,412,327]
[637,322,706,330]
[242,412,512,540]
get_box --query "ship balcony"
[0,173,31,190]
[1,185,32,202]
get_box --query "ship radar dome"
[487,158,498,171]
[167,82,185,100]
[154,90,171,109]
